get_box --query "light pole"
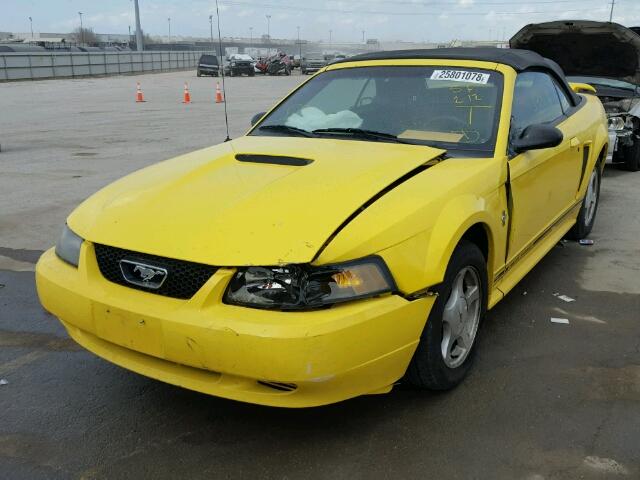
[28,17,34,39]
[78,12,83,45]
[168,17,171,42]
[209,15,214,52]
[250,26,253,48]
[609,0,615,21]
[133,0,144,51]
[362,30,365,43]
[297,26,301,58]
[128,25,131,44]
[266,14,271,40]
[329,29,332,51]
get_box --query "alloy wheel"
[584,170,599,225]
[441,266,482,369]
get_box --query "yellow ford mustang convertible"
[36,48,608,407]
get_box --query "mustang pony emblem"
[119,259,168,290]
[134,265,163,282]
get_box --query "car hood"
[68,136,445,266]
[510,20,640,86]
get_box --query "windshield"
[231,54,253,61]
[567,76,638,91]
[252,66,504,152]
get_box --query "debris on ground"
[553,293,576,302]
[0,379,8,386]
[579,239,594,246]
[550,317,570,325]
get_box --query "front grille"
[94,244,217,300]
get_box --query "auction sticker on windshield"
[430,70,490,84]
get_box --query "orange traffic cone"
[135,82,145,102]
[182,82,191,104]
[215,82,224,103]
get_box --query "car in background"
[511,20,640,171]
[37,48,607,407]
[328,53,347,64]
[291,55,301,69]
[224,53,255,76]
[300,52,327,74]
[196,54,219,77]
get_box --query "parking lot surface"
[1,71,639,479]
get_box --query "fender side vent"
[257,381,298,392]
[235,154,313,166]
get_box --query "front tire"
[405,240,487,390]
[567,166,601,240]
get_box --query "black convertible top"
[335,47,581,104]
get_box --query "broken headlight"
[223,257,396,310]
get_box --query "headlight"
[608,116,626,131]
[55,225,84,267]
[223,257,396,310]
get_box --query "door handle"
[570,137,580,148]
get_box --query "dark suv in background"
[196,54,220,77]
[224,54,255,76]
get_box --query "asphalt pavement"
[1,70,639,479]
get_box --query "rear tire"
[567,166,601,240]
[622,138,640,172]
[405,240,487,390]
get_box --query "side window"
[553,80,572,113]
[511,71,565,132]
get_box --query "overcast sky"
[2,0,639,42]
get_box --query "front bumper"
[227,66,254,75]
[36,244,434,407]
[198,66,219,74]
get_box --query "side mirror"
[251,112,267,126]
[512,124,563,154]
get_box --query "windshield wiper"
[312,127,413,144]
[258,124,315,137]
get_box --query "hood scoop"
[235,153,313,166]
